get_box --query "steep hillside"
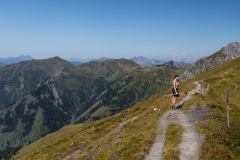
[181,42,240,81]
[0,57,73,110]
[14,57,240,160]
[0,57,183,156]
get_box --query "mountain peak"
[223,42,240,58]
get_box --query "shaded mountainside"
[155,60,190,70]
[0,57,73,110]
[0,57,183,155]
[14,57,240,160]
[180,42,240,81]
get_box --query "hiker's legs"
[171,96,177,109]
[171,96,176,106]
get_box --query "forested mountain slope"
[0,57,183,156]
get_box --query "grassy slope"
[181,57,240,159]
[15,86,183,160]
[15,57,240,159]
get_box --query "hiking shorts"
[172,88,179,97]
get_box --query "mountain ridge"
[180,42,240,81]
[0,55,33,65]
[155,60,190,70]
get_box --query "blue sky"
[0,0,240,60]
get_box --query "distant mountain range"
[0,55,33,65]
[67,56,193,67]
[153,53,204,64]
[66,57,114,65]
[0,56,114,66]
[155,60,190,70]
[67,56,164,66]
[0,55,192,67]
[130,56,164,66]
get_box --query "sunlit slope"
[178,57,240,159]
[15,57,240,159]
[15,89,175,160]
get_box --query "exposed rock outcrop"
[180,42,240,81]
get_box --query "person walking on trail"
[171,75,179,110]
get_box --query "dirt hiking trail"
[145,82,211,160]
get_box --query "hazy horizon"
[0,53,208,64]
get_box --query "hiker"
[171,75,179,110]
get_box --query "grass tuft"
[163,123,184,160]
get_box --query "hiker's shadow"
[176,103,184,109]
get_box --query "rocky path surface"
[145,82,211,160]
